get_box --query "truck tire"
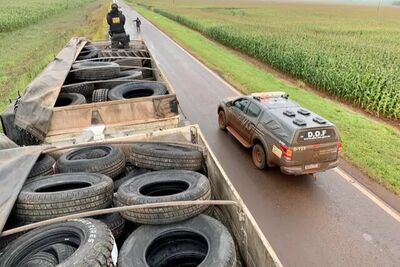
[23,252,58,267]
[113,167,149,192]
[108,82,167,100]
[77,45,99,60]
[252,144,267,170]
[55,93,86,107]
[118,70,143,80]
[95,212,125,239]
[28,154,55,179]
[61,83,94,97]
[115,170,211,224]
[15,126,41,146]
[92,89,109,103]
[46,244,76,263]
[129,142,203,171]
[14,173,113,222]
[0,219,115,267]
[72,62,120,81]
[118,215,236,267]
[56,145,125,179]
[218,110,227,130]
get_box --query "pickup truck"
[218,92,342,175]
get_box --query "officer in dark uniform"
[107,3,129,49]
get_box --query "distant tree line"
[393,1,400,6]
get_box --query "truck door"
[229,98,250,134]
[240,101,262,143]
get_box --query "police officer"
[107,3,129,49]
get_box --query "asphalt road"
[120,2,400,266]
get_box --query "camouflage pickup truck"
[217,92,342,175]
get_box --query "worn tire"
[113,167,149,192]
[72,62,120,81]
[28,154,55,179]
[108,82,167,100]
[56,145,125,179]
[118,70,143,80]
[55,93,86,107]
[129,142,203,171]
[252,144,267,170]
[77,45,99,60]
[23,251,58,267]
[61,83,95,97]
[46,244,76,263]
[115,170,211,224]
[118,215,236,267]
[16,126,41,146]
[92,89,109,103]
[0,219,116,267]
[14,173,113,222]
[95,213,125,239]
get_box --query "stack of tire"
[0,143,239,267]
[57,43,164,106]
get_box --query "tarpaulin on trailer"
[0,146,45,232]
[14,37,87,141]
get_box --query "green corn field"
[0,0,96,33]
[140,0,400,120]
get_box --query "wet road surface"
[120,2,400,266]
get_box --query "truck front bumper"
[280,160,339,176]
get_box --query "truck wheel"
[113,167,150,192]
[61,82,94,97]
[108,82,167,100]
[252,144,267,170]
[14,173,113,222]
[95,212,126,239]
[28,154,55,179]
[218,110,227,130]
[92,89,109,103]
[129,142,203,171]
[115,170,211,224]
[76,45,99,60]
[118,215,235,267]
[72,61,120,81]
[0,219,115,267]
[55,93,86,107]
[56,145,125,179]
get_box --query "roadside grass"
[0,0,109,117]
[133,5,400,194]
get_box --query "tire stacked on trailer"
[0,143,240,266]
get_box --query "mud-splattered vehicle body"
[218,92,342,175]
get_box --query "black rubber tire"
[92,89,109,103]
[113,167,150,192]
[46,244,76,263]
[23,251,58,267]
[218,110,227,130]
[56,145,125,179]
[14,173,113,222]
[129,142,203,171]
[61,83,95,97]
[0,219,116,267]
[108,82,167,101]
[118,70,143,80]
[72,62,120,81]
[118,214,236,267]
[28,154,55,179]
[15,126,41,146]
[252,144,267,170]
[115,170,211,224]
[77,45,99,60]
[95,212,125,239]
[55,93,86,107]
